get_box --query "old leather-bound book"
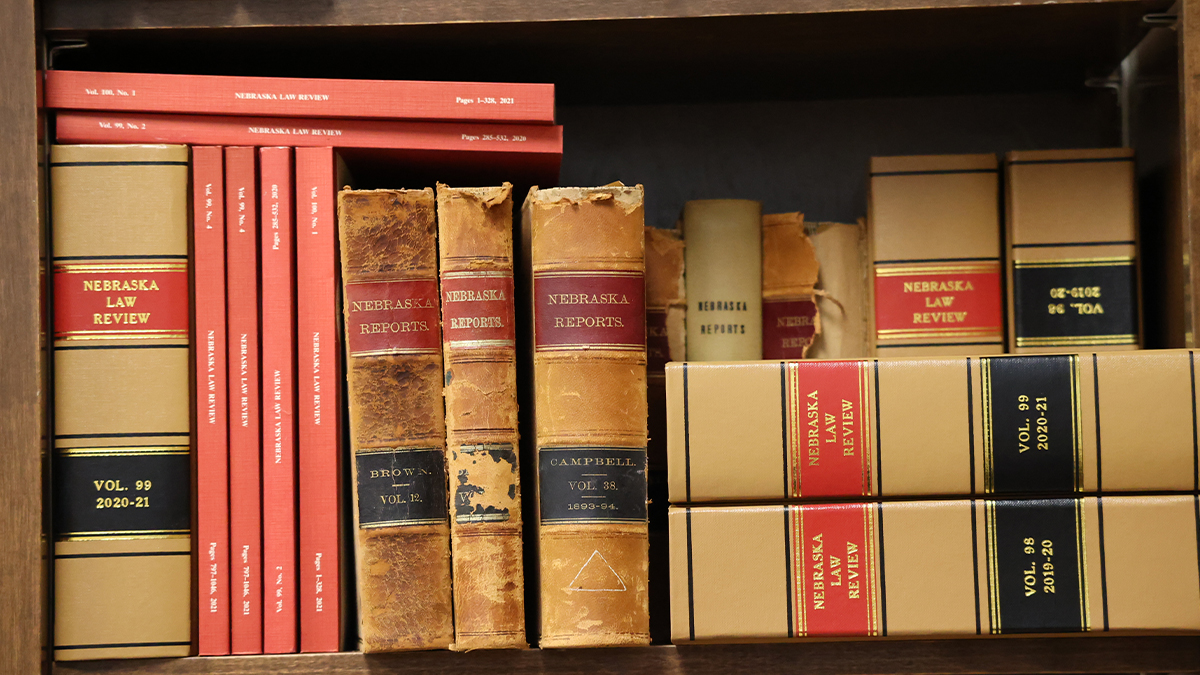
[337,188,453,652]
[51,144,191,660]
[436,183,526,650]
[762,212,820,359]
[807,221,871,359]
[523,185,651,648]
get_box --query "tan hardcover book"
[667,350,1200,503]
[523,185,650,648]
[1006,148,1142,353]
[869,154,1004,355]
[762,212,820,359]
[671,495,1200,642]
[807,221,871,359]
[338,188,453,652]
[683,199,763,360]
[51,144,192,661]
[436,183,526,651]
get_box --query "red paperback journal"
[260,147,297,653]
[226,146,263,655]
[45,70,555,124]
[194,145,230,656]
[295,147,342,652]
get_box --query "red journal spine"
[295,147,342,652]
[45,69,556,124]
[226,146,263,655]
[260,147,297,653]
[194,145,230,656]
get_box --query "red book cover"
[226,146,263,655]
[194,146,230,656]
[54,111,562,179]
[260,147,297,653]
[295,147,342,652]
[45,70,555,124]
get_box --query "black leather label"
[54,447,191,538]
[356,448,447,528]
[539,447,647,524]
[986,498,1087,634]
[1012,260,1137,348]
[982,355,1080,494]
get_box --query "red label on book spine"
[785,360,873,498]
[789,503,881,637]
[343,279,441,357]
[440,271,516,348]
[52,264,188,340]
[763,298,818,359]
[874,261,1003,343]
[533,271,646,351]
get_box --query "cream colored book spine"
[683,199,762,360]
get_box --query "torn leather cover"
[762,212,820,359]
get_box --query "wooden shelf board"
[50,637,1200,674]
[46,2,1171,104]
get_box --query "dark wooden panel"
[0,0,46,673]
[47,3,1168,104]
[40,0,1164,31]
[50,637,1200,674]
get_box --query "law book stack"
[666,350,1200,643]
[46,69,561,658]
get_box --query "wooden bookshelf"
[6,0,1200,672]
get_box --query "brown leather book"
[671,495,1200,642]
[337,188,453,652]
[807,221,871,359]
[436,183,526,650]
[762,212,820,359]
[523,185,651,648]
[50,144,192,661]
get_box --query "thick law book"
[523,185,651,648]
[225,146,263,655]
[193,145,230,656]
[807,221,871,359]
[54,111,563,178]
[295,147,343,652]
[1005,148,1141,353]
[683,199,763,361]
[670,495,1200,642]
[869,154,1004,355]
[45,70,556,124]
[436,183,526,651]
[667,350,1200,504]
[762,212,819,359]
[260,147,297,653]
[51,144,192,661]
[338,188,454,652]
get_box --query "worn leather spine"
[524,185,651,648]
[338,188,453,652]
[762,212,820,359]
[436,184,526,650]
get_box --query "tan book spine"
[524,185,650,648]
[807,221,871,359]
[51,144,192,661]
[1005,148,1142,353]
[667,350,1200,504]
[869,154,1004,356]
[671,495,1200,642]
[338,188,453,652]
[435,183,526,650]
[683,199,763,360]
[762,212,820,359]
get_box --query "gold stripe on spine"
[534,344,644,352]
[55,330,189,341]
[982,359,994,494]
[441,270,512,279]
[1012,257,1134,269]
[796,505,807,636]
[788,362,801,497]
[445,339,515,349]
[1070,356,1083,492]
[348,347,441,358]
[534,270,642,278]
[1075,499,1090,631]
[985,500,1000,633]
[1015,335,1136,347]
[58,531,190,541]
[58,446,189,457]
[864,503,879,636]
[858,361,870,495]
[54,263,188,273]
[360,519,445,529]
[874,262,1000,277]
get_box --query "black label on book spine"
[986,498,1087,634]
[983,355,1080,494]
[53,448,191,538]
[1012,260,1137,348]
[540,447,647,525]
[356,448,448,528]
